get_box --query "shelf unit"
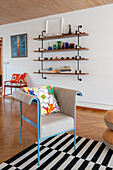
[34,72,89,75]
[33,32,89,40]
[33,26,89,81]
[33,47,89,53]
[33,58,89,61]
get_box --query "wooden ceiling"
[0,0,113,25]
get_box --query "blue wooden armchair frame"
[19,92,81,165]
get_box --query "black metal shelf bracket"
[42,73,47,79]
[39,30,47,79]
[76,25,82,81]
[39,30,46,39]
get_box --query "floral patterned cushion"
[23,85,60,116]
[23,87,38,95]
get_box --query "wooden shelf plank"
[33,32,89,40]
[34,72,89,75]
[33,47,89,53]
[33,58,89,61]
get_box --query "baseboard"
[76,101,113,110]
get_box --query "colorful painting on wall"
[11,33,27,58]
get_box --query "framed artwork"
[11,33,27,58]
[46,18,64,36]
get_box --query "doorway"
[0,37,3,96]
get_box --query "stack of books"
[60,66,71,73]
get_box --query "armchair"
[4,80,27,96]
[4,72,27,96]
[12,87,82,165]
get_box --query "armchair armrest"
[4,80,11,84]
[12,89,42,135]
[12,89,40,105]
[53,87,82,118]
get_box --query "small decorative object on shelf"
[53,44,57,50]
[75,70,77,74]
[70,43,74,49]
[48,42,52,50]
[48,47,52,50]
[72,56,75,59]
[75,56,81,59]
[69,25,72,34]
[76,45,81,49]
[62,24,72,35]
[66,57,69,59]
[46,18,64,36]
[57,41,62,49]
[75,56,77,60]
[55,57,58,60]
[61,57,64,59]
[50,57,53,60]
[65,42,68,49]
[44,57,48,60]
[62,42,65,49]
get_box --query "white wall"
[0,4,113,110]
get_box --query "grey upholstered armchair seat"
[42,113,74,138]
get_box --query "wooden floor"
[0,97,107,164]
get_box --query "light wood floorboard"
[0,97,107,163]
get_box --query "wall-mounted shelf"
[33,32,89,40]
[33,47,89,53]
[34,71,89,75]
[33,25,89,81]
[33,58,89,61]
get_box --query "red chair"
[4,73,27,96]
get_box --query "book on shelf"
[41,69,58,73]
[60,66,71,72]
[60,69,71,72]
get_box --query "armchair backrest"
[53,87,79,118]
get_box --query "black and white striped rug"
[0,133,113,170]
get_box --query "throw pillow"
[23,85,60,116]
[18,73,26,83]
[23,87,38,95]
[11,73,26,83]
[40,84,54,96]
[11,74,20,83]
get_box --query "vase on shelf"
[57,41,62,49]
